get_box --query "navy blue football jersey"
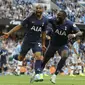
[21,13,48,43]
[0,49,8,57]
[45,23,53,47]
[49,18,80,46]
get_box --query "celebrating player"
[3,5,48,82]
[41,10,82,84]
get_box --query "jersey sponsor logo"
[55,29,66,36]
[31,26,41,32]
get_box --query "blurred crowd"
[0,36,85,76]
[56,0,85,23]
[0,0,85,24]
[0,0,34,19]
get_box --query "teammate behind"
[41,10,82,84]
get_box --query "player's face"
[77,39,81,43]
[57,12,65,24]
[36,5,43,17]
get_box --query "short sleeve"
[21,17,30,28]
[71,23,80,32]
[42,19,48,32]
[21,13,33,27]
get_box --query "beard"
[36,11,42,17]
[56,17,63,24]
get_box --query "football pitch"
[0,75,85,85]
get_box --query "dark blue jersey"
[0,49,8,57]
[0,49,8,66]
[45,23,53,47]
[46,23,53,37]
[49,18,80,46]
[21,13,48,43]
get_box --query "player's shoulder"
[73,41,77,45]
[23,12,35,20]
[46,17,56,24]
[42,16,49,24]
[65,19,74,25]
[66,19,76,25]
[66,19,78,29]
[42,16,48,21]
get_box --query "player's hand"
[68,34,76,40]
[42,45,46,52]
[46,35,51,40]
[2,32,10,39]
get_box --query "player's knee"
[61,50,68,58]
[34,52,41,60]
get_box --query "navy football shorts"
[20,39,42,57]
[45,44,69,58]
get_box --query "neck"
[36,15,42,20]
[62,19,66,24]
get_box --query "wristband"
[73,34,76,37]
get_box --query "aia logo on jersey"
[55,29,66,36]
[31,26,41,32]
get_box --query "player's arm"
[72,45,78,55]
[73,31,82,37]
[8,25,22,35]
[42,31,46,47]
[72,44,80,57]
[72,23,82,36]
[42,19,48,51]
[3,25,21,38]
[68,23,83,39]
[3,15,30,38]
[46,35,51,40]
[3,21,25,38]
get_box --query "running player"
[41,10,82,84]
[3,5,48,81]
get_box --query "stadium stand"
[56,0,85,23]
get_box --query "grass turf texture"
[0,75,85,85]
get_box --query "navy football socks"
[55,57,67,75]
[35,60,42,74]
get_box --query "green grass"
[0,75,85,85]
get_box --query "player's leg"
[69,54,76,77]
[51,45,69,84]
[69,64,76,77]
[32,42,43,82]
[77,59,85,76]
[42,44,57,72]
[13,40,31,61]
[0,61,2,75]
